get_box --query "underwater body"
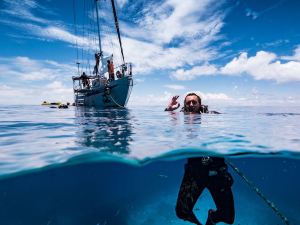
[0,105,299,225]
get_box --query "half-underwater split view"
[0,0,300,225]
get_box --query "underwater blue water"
[0,105,300,225]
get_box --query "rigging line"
[86,0,92,75]
[72,0,79,65]
[91,0,97,53]
[110,0,125,64]
[105,13,119,65]
[109,15,122,67]
[110,6,123,67]
[81,0,86,72]
[83,0,89,73]
[103,1,122,68]
[87,0,94,74]
[95,0,103,54]
[226,160,291,225]
[102,1,119,65]
[102,4,115,57]
[100,5,118,65]
[105,16,115,55]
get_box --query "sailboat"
[72,0,133,108]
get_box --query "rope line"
[108,93,126,108]
[227,160,291,225]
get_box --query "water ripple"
[0,105,299,177]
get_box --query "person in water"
[165,93,235,225]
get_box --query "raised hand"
[165,95,180,111]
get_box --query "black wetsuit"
[176,157,235,225]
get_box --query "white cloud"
[184,91,231,101]
[245,8,258,20]
[220,51,300,82]
[0,56,76,81]
[0,56,76,104]
[204,93,231,101]
[1,0,51,24]
[164,84,185,90]
[0,84,73,105]
[123,36,217,73]
[170,46,300,82]
[128,90,232,107]
[137,0,224,45]
[4,22,91,49]
[282,45,300,61]
[1,0,226,75]
[116,0,127,8]
[261,39,289,48]
[39,26,89,47]
[128,91,173,106]
[46,81,72,94]
[126,89,300,107]
[245,1,285,21]
[0,0,90,49]
[229,94,300,106]
[171,64,218,80]
[120,0,225,73]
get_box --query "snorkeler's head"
[184,93,202,113]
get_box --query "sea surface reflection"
[0,105,300,176]
[75,108,133,155]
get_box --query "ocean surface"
[0,105,299,225]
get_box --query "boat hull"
[74,76,132,108]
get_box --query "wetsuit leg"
[207,172,235,224]
[176,166,206,225]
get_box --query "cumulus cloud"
[128,90,231,106]
[0,83,73,105]
[128,91,173,106]
[122,36,218,73]
[171,64,218,80]
[164,84,185,90]
[220,51,300,82]
[46,81,72,93]
[121,0,225,73]
[128,89,298,107]
[282,45,300,61]
[0,56,76,81]
[184,91,231,102]
[1,0,226,74]
[0,56,76,104]
[136,0,224,45]
[170,45,300,83]
[203,93,231,101]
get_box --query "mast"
[95,0,102,54]
[110,0,125,64]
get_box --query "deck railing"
[72,63,132,92]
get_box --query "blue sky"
[0,0,300,106]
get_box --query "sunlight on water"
[0,105,300,176]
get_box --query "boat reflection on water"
[74,107,133,155]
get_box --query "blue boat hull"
[74,76,133,108]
